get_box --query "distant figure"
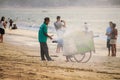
[54,16,66,53]
[12,24,17,29]
[110,23,118,57]
[4,21,8,28]
[9,19,13,29]
[0,16,6,43]
[38,17,53,61]
[84,22,89,32]
[106,22,112,56]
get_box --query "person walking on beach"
[54,16,66,53]
[38,17,53,61]
[0,16,6,43]
[106,22,112,56]
[110,23,118,57]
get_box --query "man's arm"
[61,20,66,27]
[44,32,52,39]
[115,29,118,39]
[43,26,53,39]
[105,28,110,36]
[116,29,118,36]
[106,32,110,36]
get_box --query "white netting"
[63,30,95,56]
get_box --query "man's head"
[56,16,61,21]
[44,17,50,25]
[112,23,116,29]
[109,21,113,28]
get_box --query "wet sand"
[0,29,120,80]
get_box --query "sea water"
[0,7,120,43]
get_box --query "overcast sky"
[0,0,120,8]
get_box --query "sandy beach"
[0,28,120,80]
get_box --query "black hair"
[44,17,50,24]
[57,16,60,19]
[113,23,116,28]
[109,21,112,23]
[1,16,5,21]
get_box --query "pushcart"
[63,31,95,63]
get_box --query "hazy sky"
[0,0,120,8]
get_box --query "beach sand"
[0,29,120,80]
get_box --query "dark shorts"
[0,28,5,34]
[107,39,111,49]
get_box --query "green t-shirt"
[38,23,48,42]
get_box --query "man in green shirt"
[38,17,53,61]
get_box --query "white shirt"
[54,21,65,38]
[54,21,63,31]
[0,21,4,29]
[106,27,112,39]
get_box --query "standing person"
[0,16,6,43]
[84,22,89,32]
[54,16,66,53]
[106,22,113,56]
[54,16,70,62]
[9,19,13,29]
[110,23,118,57]
[38,17,53,61]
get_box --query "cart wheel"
[73,51,92,63]
[66,55,75,62]
[73,53,86,62]
[81,51,92,63]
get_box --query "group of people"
[9,18,17,29]
[38,16,66,61]
[38,16,118,61]
[0,16,18,43]
[0,15,118,61]
[106,21,118,57]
